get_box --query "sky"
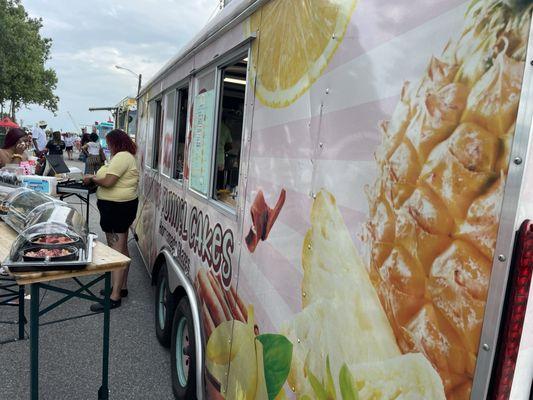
[17,0,218,132]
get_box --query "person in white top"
[82,132,104,174]
[64,133,75,160]
[31,120,48,155]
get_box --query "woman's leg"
[105,232,129,301]
[120,230,130,290]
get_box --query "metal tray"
[3,234,96,273]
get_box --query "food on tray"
[24,248,72,258]
[284,190,445,399]
[32,234,76,244]
[364,1,531,397]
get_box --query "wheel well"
[151,253,167,286]
[172,285,187,304]
[152,254,188,313]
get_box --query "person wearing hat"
[32,120,48,155]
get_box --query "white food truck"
[133,0,533,399]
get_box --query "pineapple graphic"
[366,0,532,398]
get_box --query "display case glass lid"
[9,220,86,261]
[2,188,59,232]
[25,203,87,237]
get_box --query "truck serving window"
[212,55,247,208]
[174,87,188,181]
[161,90,176,177]
[145,100,156,167]
[189,70,216,195]
[153,99,163,169]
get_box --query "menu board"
[189,90,215,195]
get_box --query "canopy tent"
[0,117,19,129]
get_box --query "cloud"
[17,0,218,131]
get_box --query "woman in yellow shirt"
[83,129,139,311]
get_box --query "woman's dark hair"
[90,132,99,142]
[81,133,90,145]
[106,129,136,155]
[3,128,26,149]
[53,131,61,142]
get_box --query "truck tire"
[155,268,175,347]
[171,296,196,400]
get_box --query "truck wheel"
[171,296,196,399]
[155,268,175,347]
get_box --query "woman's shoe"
[90,298,121,312]
[99,287,128,298]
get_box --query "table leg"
[18,284,25,340]
[30,283,40,400]
[98,272,111,400]
[86,195,90,226]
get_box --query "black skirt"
[97,198,138,233]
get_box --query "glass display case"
[1,187,59,232]
[4,203,94,272]
[0,185,16,214]
[25,203,87,238]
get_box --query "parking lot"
[0,166,174,399]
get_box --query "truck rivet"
[514,156,522,165]
[482,343,490,351]
[498,254,506,262]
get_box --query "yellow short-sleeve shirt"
[96,151,139,202]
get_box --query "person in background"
[46,131,66,156]
[216,116,233,190]
[79,128,91,167]
[0,128,29,167]
[41,131,66,176]
[31,120,47,156]
[80,128,90,147]
[32,121,48,175]
[24,132,34,154]
[83,129,139,311]
[64,132,75,160]
[82,132,104,174]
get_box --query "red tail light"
[490,220,533,399]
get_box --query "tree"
[0,0,59,120]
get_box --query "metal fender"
[158,248,205,400]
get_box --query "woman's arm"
[0,150,8,168]
[84,174,119,188]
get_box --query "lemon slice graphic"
[247,0,358,108]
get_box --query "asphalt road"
[0,156,174,399]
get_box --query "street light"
[115,65,142,97]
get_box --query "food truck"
[134,0,533,399]
[116,96,138,139]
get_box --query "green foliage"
[303,359,359,400]
[256,333,293,400]
[0,0,58,118]
[338,364,359,400]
